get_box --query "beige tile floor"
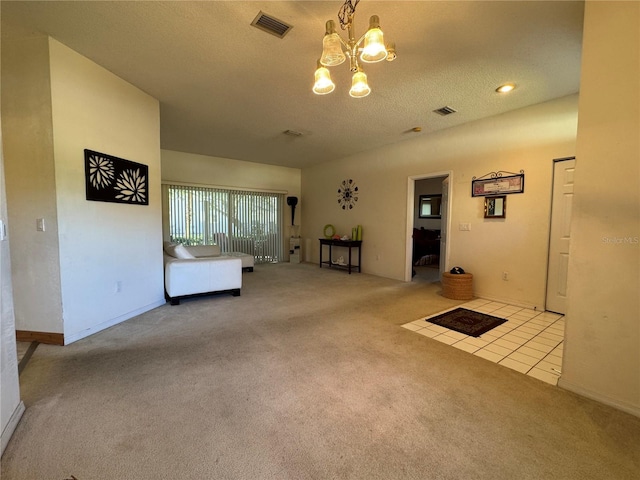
[403,298,564,385]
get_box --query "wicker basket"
[441,272,474,300]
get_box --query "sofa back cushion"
[186,245,221,258]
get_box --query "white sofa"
[163,243,253,305]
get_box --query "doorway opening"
[405,172,451,283]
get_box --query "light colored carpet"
[2,262,639,479]
[16,341,38,375]
[16,341,31,363]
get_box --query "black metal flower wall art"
[115,169,146,203]
[88,154,115,189]
[84,149,149,205]
[337,179,359,210]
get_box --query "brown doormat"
[425,308,507,337]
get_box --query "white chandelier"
[313,0,396,98]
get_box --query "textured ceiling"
[1,1,584,169]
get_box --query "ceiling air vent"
[433,106,457,116]
[251,11,293,39]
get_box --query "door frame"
[405,171,453,282]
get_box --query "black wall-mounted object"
[287,196,298,225]
[84,149,149,205]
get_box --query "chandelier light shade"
[312,0,395,97]
[349,68,371,98]
[320,21,347,66]
[360,16,387,63]
[313,61,336,95]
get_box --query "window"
[163,184,284,264]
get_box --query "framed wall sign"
[472,170,524,197]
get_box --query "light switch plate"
[36,218,45,232]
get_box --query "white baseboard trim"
[558,378,640,418]
[64,298,166,345]
[471,292,543,312]
[1,400,25,455]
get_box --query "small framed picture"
[484,196,506,218]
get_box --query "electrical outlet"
[502,271,509,281]
[459,223,471,231]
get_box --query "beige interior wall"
[560,1,639,416]
[161,150,301,194]
[1,34,63,333]
[161,149,302,237]
[302,95,578,309]
[48,39,165,343]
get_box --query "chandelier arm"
[348,49,359,72]
[353,32,368,50]
[331,20,364,73]
[336,35,350,51]
[345,13,368,59]
[346,14,356,43]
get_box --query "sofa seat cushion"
[221,252,254,270]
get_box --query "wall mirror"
[484,196,506,218]
[419,194,442,218]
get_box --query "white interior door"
[546,158,576,314]
[439,176,449,279]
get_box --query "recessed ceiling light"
[496,83,516,93]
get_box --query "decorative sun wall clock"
[337,179,359,210]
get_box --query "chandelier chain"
[337,0,360,30]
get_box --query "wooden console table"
[319,239,362,274]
